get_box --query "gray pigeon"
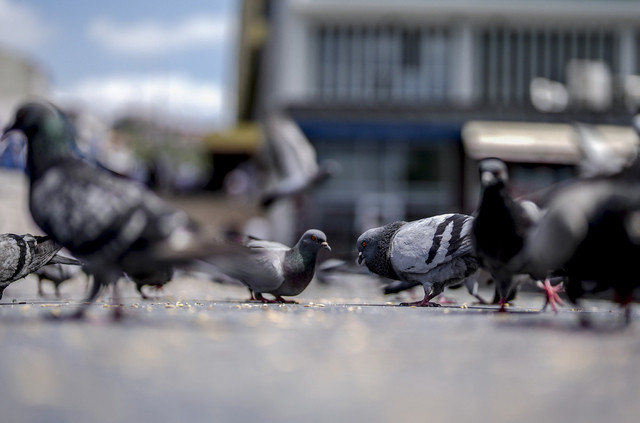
[2,100,256,319]
[237,230,331,303]
[0,233,81,299]
[34,263,84,298]
[357,213,479,307]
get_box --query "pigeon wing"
[390,214,474,275]
[0,235,31,282]
[522,177,640,276]
[245,237,290,251]
[238,247,287,293]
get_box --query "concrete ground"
[1,169,640,423]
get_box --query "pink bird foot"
[537,279,564,313]
[497,298,508,312]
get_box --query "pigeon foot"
[275,296,298,304]
[255,293,280,304]
[537,279,564,313]
[497,298,508,312]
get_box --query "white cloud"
[0,0,53,53]
[88,14,233,56]
[54,73,231,132]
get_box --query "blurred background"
[2,0,640,253]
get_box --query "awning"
[462,120,639,164]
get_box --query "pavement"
[2,169,640,423]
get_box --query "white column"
[451,24,475,106]
[619,26,636,76]
[270,0,313,106]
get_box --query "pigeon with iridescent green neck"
[238,230,331,303]
[2,100,257,319]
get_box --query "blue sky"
[0,0,239,131]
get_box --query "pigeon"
[513,150,640,324]
[2,100,255,318]
[259,111,339,207]
[236,230,331,303]
[34,263,84,298]
[573,122,631,178]
[470,158,556,311]
[0,233,82,299]
[126,268,174,300]
[356,213,479,307]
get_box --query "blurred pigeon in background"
[357,214,479,307]
[314,258,359,285]
[126,267,174,300]
[232,229,331,303]
[0,233,81,299]
[34,262,84,298]
[259,111,340,207]
[2,100,257,319]
[381,268,489,304]
[573,122,632,178]
[471,158,555,311]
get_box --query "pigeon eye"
[361,241,367,247]
[311,235,317,241]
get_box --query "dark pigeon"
[0,233,81,299]
[126,268,174,300]
[236,229,331,303]
[356,213,479,307]
[513,149,640,324]
[471,158,555,311]
[34,262,84,298]
[2,100,254,318]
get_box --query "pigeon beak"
[321,241,331,252]
[356,252,365,266]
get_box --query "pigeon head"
[356,227,382,267]
[356,221,406,279]
[4,102,68,140]
[297,229,331,254]
[3,101,79,177]
[479,158,509,188]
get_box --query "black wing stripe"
[446,216,466,258]
[425,218,451,265]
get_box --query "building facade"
[258,0,640,250]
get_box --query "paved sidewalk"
[1,169,640,423]
[1,274,639,423]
